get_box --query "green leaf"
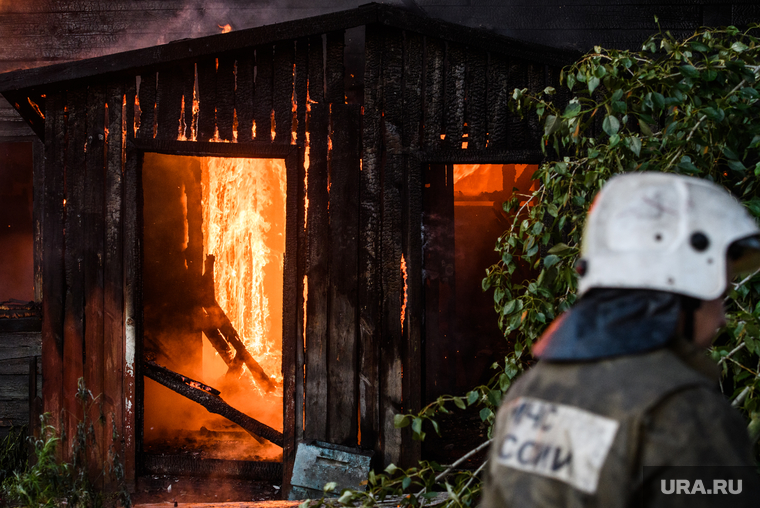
[727,159,746,172]
[703,68,718,81]
[690,42,709,52]
[703,107,725,122]
[679,65,700,79]
[588,76,601,93]
[394,414,410,428]
[629,135,642,156]
[611,89,624,102]
[487,389,503,406]
[562,101,582,119]
[602,115,620,136]
[431,419,441,436]
[678,155,700,173]
[567,73,576,90]
[324,482,337,493]
[402,476,412,491]
[544,254,560,268]
[467,390,479,405]
[501,299,517,316]
[638,119,653,137]
[544,115,560,136]
[652,93,665,110]
[411,417,423,436]
[548,243,571,254]
[338,491,354,505]
[479,407,494,422]
[732,41,749,53]
[453,397,466,410]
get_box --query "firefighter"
[481,172,760,507]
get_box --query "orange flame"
[400,254,408,332]
[219,24,232,34]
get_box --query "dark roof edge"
[0,3,579,94]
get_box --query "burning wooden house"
[0,2,575,494]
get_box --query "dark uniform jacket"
[480,339,756,508]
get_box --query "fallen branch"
[143,360,283,447]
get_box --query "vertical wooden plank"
[325,31,345,104]
[216,55,236,141]
[181,64,196,141]
[123,79,138,486]
[308,36,324,105]
[254,46,273,142]
[41,90,65,440]
[422,38,444,150]
[359,24,382,454]
[62,87,87,460]
[273,42,295,144]
[327,104,361,446]
[294,38,309,442]
[282,149,300,496]
[197,58,217,142]
[33,138,44,304]
[401,30,423,467]
[84,84,106,484]
[380,27,404,469]
[304,103,329,441]
[156,69,183,140]
[235,56,255,142]
[104,81,124,486]
[507,60,528,150]
[466,50,488,150]
[136,72,156,140]
[487,54,509,150]
[444,43,466,150]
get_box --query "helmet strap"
[680,296,702,342]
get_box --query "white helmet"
[578,172,760,300]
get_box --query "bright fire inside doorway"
[142,152,286,462]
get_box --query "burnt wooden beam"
[486,54,510,150]
[2,91,45,140]
[145,360,220,396]
[84,83,107,485]
[254,45,273,142]
[104,80,125,487]
[143,361,283,447]
[130,139,299,158]
[417,149,545,165]
[122,78,139,484]
[325,31,345,104]
[401,30,424,467]
[156,68,183,141]
[507,60,528,150]
[143,455,282,481]
[196,58,217,142]
[41,90,65,439]
[326,103,361,446]
[235,56,255,143]
[358,23,383,456]
[136,72,157,140]
[33,137,43,304]
[422,38,445,151]
[273,41,295,144]
[443,43,466,150]
[304,103,329,441]
[308,35,325,105]
[62,87,87,461]
[216,55,236,142]
[380,27,404,469]
[465,50,488,151]
[181,64,196,141]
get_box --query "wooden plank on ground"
[235,56,255,142]
[358,24,382,455]
[422,38,444,150]
[156,68,183,140]
[304,103,329,441]
[486,54,510,150]
[325,31,345,104]
[216,55,236,141]
[136,71,156,140]
[62,87,87,461]
[465,50,487,150]
[196,58,217,142]
[273,41,295,144]
[41,90,65,438]
[254,45,273,142]
[326,103,361,446]
[380,27,404,469]
[104,80,125,487]
[84,83,106,485]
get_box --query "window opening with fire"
[142,152,285,463]
[422,163,537,462]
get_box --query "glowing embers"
[142,153,286,463]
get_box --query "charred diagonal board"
[143,360,284,447]
[145,360,221,396]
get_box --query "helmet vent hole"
[667,277,675,285]
[655,233,663,241]
[690,231,710,252]
[707,258,713,264]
